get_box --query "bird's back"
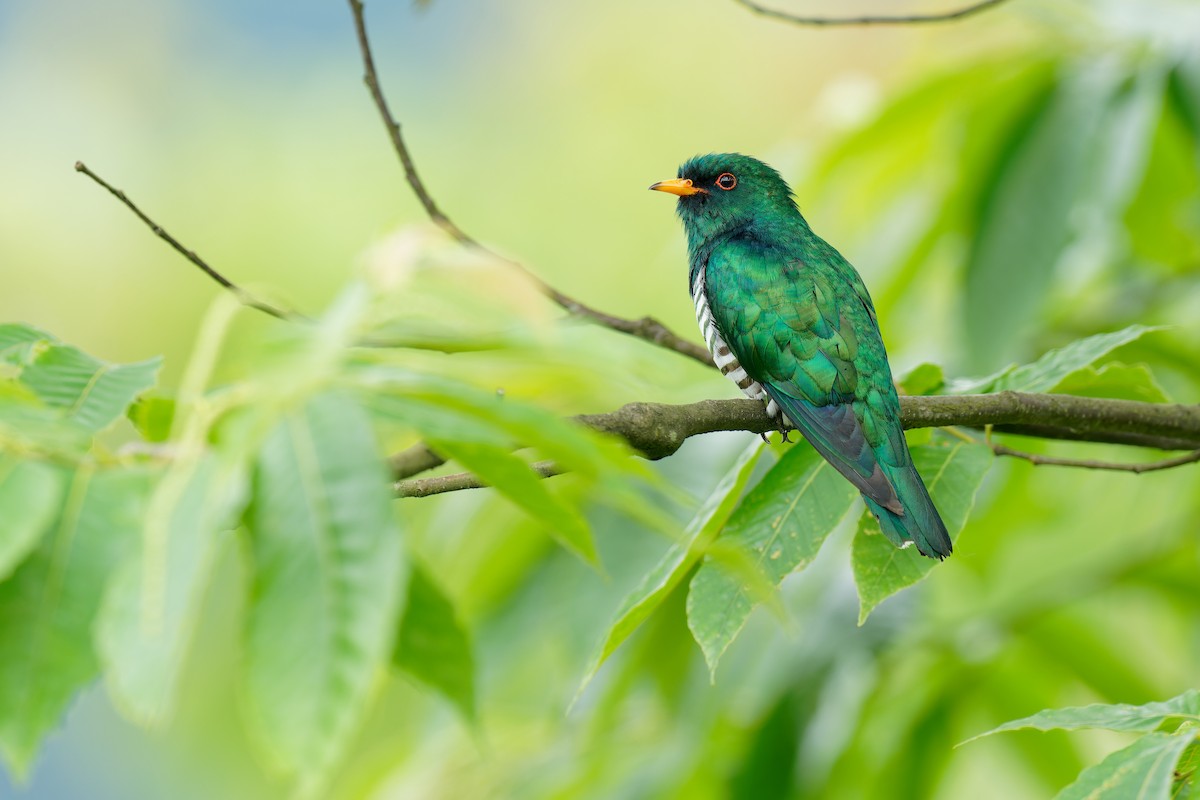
[698,224,952,559]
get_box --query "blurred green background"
[3,0,1200,797]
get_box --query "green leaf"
[0,324,50,357]
[898,362,946,396]
[1050,361,1170,403]
[127,394,177,443]
[953,325,1161,394]
[430,439,596,565]
[0,466,151,776]
[393,563,475,721]
[19,344,161,432]
[1056,730,1198,800]
[0,457,63,581]
[963,71,1107,370]
[368,377,650,485]
[963,61,1163,371]
[242,391,405,796]
[0,394,92,455]
[97,453,246,726]
[962,690,1200,744]
[576,441,765,699]
[686,444,858,678]
[852,434,994,624]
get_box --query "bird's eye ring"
[715,173,737,191]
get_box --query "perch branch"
[345,0,713,367]
[74,161,302,323]
[393,393,1200,496]
[733,0,1011,26]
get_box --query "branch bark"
[393,393,1200,496]
[733,0,1011,26]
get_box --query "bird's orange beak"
[649,178,704,196]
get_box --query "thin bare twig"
[74,161,302,323]
[344,0,713,367]
[990,444,1200,474]
[733,0,1011,26]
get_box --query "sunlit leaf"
[687,444,858,678]
[242,391,405,796]
[898,362,945,396]
[576,441,765,699]
[19,344,160,433]
[0,324,50,359]
[0,456,62,581]
[127,394,177,443]
[1055,730,1197,800]
[1050,361,1170,403]
[97,453,246,726]
[0,466,151,776]
[853,434,993,624]
[962,690,1200,743]
[952,325,1161,394]
[393,563,475,721]
[430,439,596,565]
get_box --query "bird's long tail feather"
[864,463,952,560]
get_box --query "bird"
[650,153,951,560]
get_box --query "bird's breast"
[692,266,784,422]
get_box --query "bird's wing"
[705,242,906,514]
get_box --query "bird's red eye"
[716,173,737,190]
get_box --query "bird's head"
[650,153,800,248]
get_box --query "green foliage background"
[2,0,1200,798]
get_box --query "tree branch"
[397,460,562,498]
[74,161,303,323]
[344,0,713,368]
[988,444,1200,474]
[732,0,1011,26]
[392,393,1200,496]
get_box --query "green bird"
[651,153,951,560]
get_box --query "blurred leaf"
[97,453,246,726]
[1050,361,1170,403]
[1125,60,1200,269]
[576,440,765,698]
[369,394,518,449]
[126,395,177,443]
[369,377,676,534]
[898,362,945,396]
[0,395,92,455]
[393,563,475,722]
[853,434,993,624]
[687,444,858,678]
[1168,54,1200,158]
[430,439,596,565]
[0,466,151,776]
[0,456,62,581]
[243,391,405,796]
[19,344,160,433]
[963,690,1200,743]
[1175,737,1200,800]
[963,63,1153,370]
[952,324,1161,394]
[1055,730,1197,800]
[0,324,50,359]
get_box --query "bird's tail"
[863,463,952,560]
